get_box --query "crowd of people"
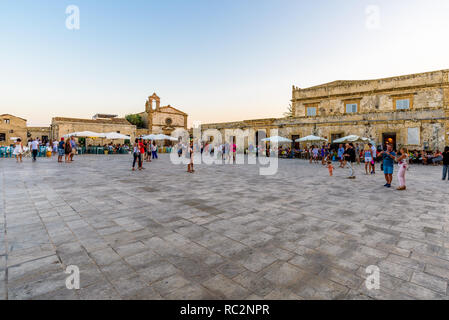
[280,142,449,190]
[10,136,449,185]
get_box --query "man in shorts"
[379,144,396,188]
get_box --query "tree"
[125,114,145,129]
[283,103,294,118]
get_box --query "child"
[326,160,334,176]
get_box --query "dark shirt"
[345,148,356,162]
[443,151,449,165]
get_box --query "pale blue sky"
[1,0,449,126]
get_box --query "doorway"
[291,135,300,150]
[382,132,397,150]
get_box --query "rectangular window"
[306,107,317,117]
[345,103,358,113]
[4,119,10,124]
[0,133,5,141]
[396,99,410,110]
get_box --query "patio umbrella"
[63,131,106,138]
[295,135,328,142]
[152,134,178,141]
[104,132,130,140]
[261,136,293,143]
[10,137,20,141]
[141,134,156,140]
[333,135,370,144]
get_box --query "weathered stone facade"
[202,69,449,150]
[137,93,188,135]
[0,114,28,146]
[50,117,137,143]
[2,93,189,146]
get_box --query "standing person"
[64,137,72,163]
[231,141,236,163]
[70,137,77,161]
[363,144,373,175]
[13,138,24,163]
[58,138,65,163]
[369,143,377,174]
[151,141,158,159]
[442,146,449,180]
[396,147,409,191]
[379,144,396,188]
[52,139,58,156]
[31,138,39,162]
[187,141,194,173]
[337,144,345,167]
[326,160,334,176]
[132,138,142,171]
[312,146,319,164]
[138,139,145,169]
[343,143,356,179]
[146,141,152,162]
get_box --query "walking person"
[13,138,24,163]
[379,144,396,188]
[442,146,449,180]
[343,143,356,179]
[132,139,142,171]
[30,138,40,162]
[187,141,194,173]
[57,138,65,163]
[396,147,409,191]
[363,144,373,175]
[369,143,377,174]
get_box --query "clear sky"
[1,0,449,126]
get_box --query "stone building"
[0,114,28,146]
[202,69,449,151]
[137,93,188,136]
[50,116,137,142]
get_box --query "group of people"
[131,139,160,171]
[324,142,449,190]
[12,137,78,163]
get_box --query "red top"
[139,142,145,154]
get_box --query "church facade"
[136,93,188,137]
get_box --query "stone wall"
[201,70,449,150]
[51,118,136,144]
[0,114,28,146]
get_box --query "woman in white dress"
[13,138,24,163]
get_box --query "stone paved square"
[1,154,449,300]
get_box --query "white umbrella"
[10,137,20,141]
[295,135,328,142]
[141,134,156,140]
[333,135,370,144]
[152,134,178,141]
[104,132,130,140]
[63,131,106,138]
[261,136,293,143]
